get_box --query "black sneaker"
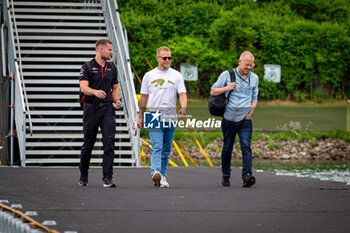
[103,178,116,188]
[222,175,230,186]
[78,175,88,186]
[242,175,256,188]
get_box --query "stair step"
[26,142,132,147]
[13,1,102,7]
[25,150,133,155]
[28,94,79,99]
[29,118,127,123]
[30,110,125,115]
[19,36,104,41]
[14,15,104,20]
[23,72,79,77]
[21,50,95,55]
[27,134,130,139]
[25,158,136,164]
[19,43,95,48]
[29,103,126,109]
[26,87,79,92]
[31,126,129,131]
[16,22,105,27]
[23,65,82,69]
[29,102,80,107]
[24,73,80,78]
[18,29,107,34]
[14,9,103,14]
[21,57,89,62]
[25,79,78,84]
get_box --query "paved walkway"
[0,167,349,233]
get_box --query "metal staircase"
[5,0,140,166]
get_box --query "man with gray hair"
[211,51,259,187]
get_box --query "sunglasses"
[160,56,172,61]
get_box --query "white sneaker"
[160,175,169,188]
[152,171,161,187]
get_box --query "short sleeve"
[177,74,187,94]
[111,63,119,85]
[79,63,90,82]
[140,73,149,94]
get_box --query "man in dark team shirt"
[78,39,122,188]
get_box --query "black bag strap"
[226,69,236,104]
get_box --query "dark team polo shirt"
[79,58,119,105]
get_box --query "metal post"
[1,25,6,77]
[9,73,14,166]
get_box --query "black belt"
[85,102,112,108]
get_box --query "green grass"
[183,99,348,132]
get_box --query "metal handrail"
[4,0,28,166]
[1,25,6,77]
[9,0,33,136]
[105,0,138,123]
[103,0,140,165]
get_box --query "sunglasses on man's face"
[160,56,172,61]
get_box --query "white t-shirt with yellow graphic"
[141,67,186,120]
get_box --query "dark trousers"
[79,103,116,180]
[221,118,253,179]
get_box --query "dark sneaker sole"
[78,181,88,186]
[243,176,256,188]
[222,182,230,186]
[152,172,161,187]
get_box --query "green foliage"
[267,141,275,151]
[118,0,350,100]
[259,81,286,100]
[329,129,350,142]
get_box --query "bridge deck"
[0,167,349,233]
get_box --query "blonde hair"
[156,46,171,56]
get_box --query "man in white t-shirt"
[137,46,187,188]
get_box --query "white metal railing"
[4,0,28,166]
[9,0,33,136]
[14,63,26,167]
[102,0,140,166]
[1,25,6,77]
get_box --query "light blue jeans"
[149,123,176,177]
